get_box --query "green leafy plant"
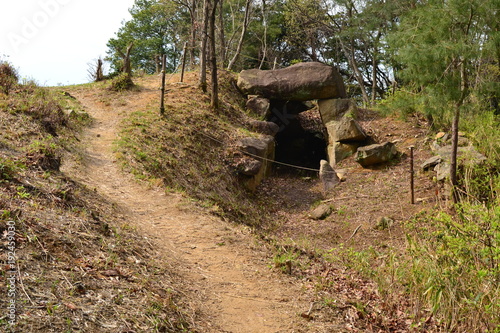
[109,73,134,91]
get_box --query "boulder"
[326,117,367,143]
[237,62,346,101]
[319,160,340,192]
[318,99,358,124]
[355,142,399,167]
[246,96,271,118]
[327,142,359,165]
[237,136,274,158]
[236,136,275,191]
[436,145,486,165]
[247,120,280,136]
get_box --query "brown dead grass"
[0,82,198,332]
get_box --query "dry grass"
[0,82,198,332]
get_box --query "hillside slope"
[0,82,196,332]
[60,74,344,332]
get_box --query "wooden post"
[180,42,188,83]
[409,146,415,204]
[160,54,167,115]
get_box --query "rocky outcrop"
[237,62,346,101]
[355,142,399,167]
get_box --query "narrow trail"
[61,80,318,332]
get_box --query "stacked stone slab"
[318,99,367,165]
[237,62,348,189]
[236,136,275,191]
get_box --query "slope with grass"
[0,79,196,332]
[60,73,343,333]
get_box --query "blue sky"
[0,0,136,86]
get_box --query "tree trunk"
[258,0,267,69]
[209,0,219,109]
[450,59,468,204]
[189,0,198,69]
[199,0,209,92]
[338,39,370,105]
[371,31,381,105]
[227,0,252,71]
[117,42,134,76]
[450,105,460,203]
[218,0,226,67]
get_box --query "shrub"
[0,61,18,95]
[109,73,134,91]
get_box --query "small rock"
[435,132,446,140]
[309,204,334,220]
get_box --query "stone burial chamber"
[235,61,396,189]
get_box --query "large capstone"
[237,62,346,101]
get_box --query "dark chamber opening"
[269,101,328,175]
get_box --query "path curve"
[61,79,313,333]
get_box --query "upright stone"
[318,98,358,124]
[319,160,340,192]
[326,117,367,143]
[236,136,275,191]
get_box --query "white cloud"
[0,0,135,86]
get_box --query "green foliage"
[387,0,499,122]
[401,207,500,330]
[109,73,135,92]
[106,0,186,75]
[0,157,25,181]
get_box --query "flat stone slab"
[237,62,346,101]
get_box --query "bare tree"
[199,0,210,92]
[226,0,252,71]
[117,42,134,75]
[87,57,105,82]
[209,0,220,108]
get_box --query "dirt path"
[61,80,318,332]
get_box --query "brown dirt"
[61,75,338,332]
